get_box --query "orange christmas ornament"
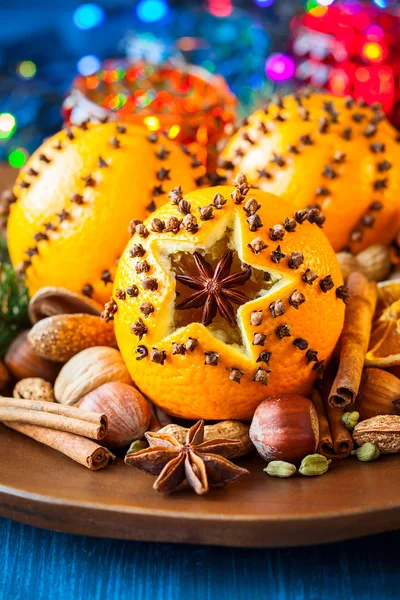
[112,175,345,421]
[7,122,204,304]
[219,92,400,253]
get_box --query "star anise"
[176,250,251,327]
[125,420,249,495]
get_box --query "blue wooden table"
[0,517,398,600]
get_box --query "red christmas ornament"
[290,4,400,125]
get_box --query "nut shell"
[250,394,319,464]
[79,382,150,448]
[4,331,61,383]
[28,313,117,362]
[353,415,400,453]
[54,346,132,406]
[13,378,54,402]
[158,420,252,458]
[356,244,392,282]
[28,286,103,324]
[357,368,400,420]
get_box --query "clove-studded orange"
[112,176,345,420]
[7,122,204,304]
[219,92,400,253]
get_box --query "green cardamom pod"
[264,461,297,478]
[354,442,380,462]
[299,454,331,476]
[127,439,148,455]
[342,411,360,431]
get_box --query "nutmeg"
[336,252,358,280]
[356,244,391,282]
[336,244,391,282]
[54,346,132,406]
[357,368,400,420]
[4,331,61,383]
[28,313,118,362]
[249,395,319,464]
[13,377,55,402]
[79,382,150,448]
[353,415,400,453]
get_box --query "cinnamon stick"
[312,388,353,459]
[0,398,107,440]
[4,422,111,470]
[328,272,377,408]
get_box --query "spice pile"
[0,90,400,496]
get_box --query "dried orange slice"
[365,279,400,367]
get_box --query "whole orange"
[112,178,345,420]
[7,122,203,304]
[220,92,400,253]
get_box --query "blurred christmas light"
[356,67,371,82]
[73,3,105,30]
[168,124,181,139]
[208,0,233,18]
[265,53,295,82]
[362,41,385,63]
[143,116,160,131]
[307,4,328,17]
[136,0,169,23]
[317,0,335,5]
[366,25,384,41]
[373,0,387,7]
[0,114,16,140]
[8,149,28,168]
[254,0,275,7]
[17,60,36,79]
[77,55,101,76]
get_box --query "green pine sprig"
[0,263,30,356]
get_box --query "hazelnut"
[4,331,61,383]
[250,395,319,464]
[79,382,150,449]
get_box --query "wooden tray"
[1,423,400,547]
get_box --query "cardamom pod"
[353,442,380,462]
[127,440,148,454]
[264,461,297,478]
[342,411,360,431]
[299,454,330,476]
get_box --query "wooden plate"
[1,423,400,547]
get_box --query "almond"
[28,314,117,362]
[353,415,400,453]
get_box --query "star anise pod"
[176,250,251,328]
[125,420,249,495]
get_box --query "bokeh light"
[8,148,28,168]
[306,1,328,17]
[317,0,335,5]
[77,55,101,76]
[254,0,275,7]
[143,116,160,131]
[17,60,36,79]
[208,0,233,17]
[265,53,295,82]
[73,3,105,30]
[136,0,169,23]
[373,0,387,7]
[362,42,385,63]
[0,114,16,140]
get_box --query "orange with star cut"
[112,178,345,420]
